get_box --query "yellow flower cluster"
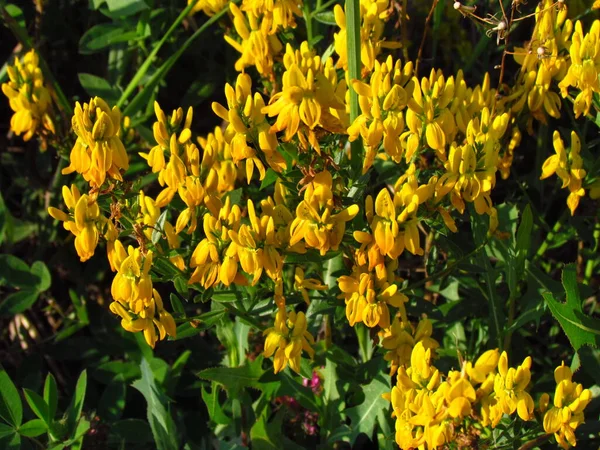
[333,0,400,73]
[541,362,592,449]
[110,246,176,348]
[262,42,348,152]
[388,342,591,449]
[263,309,314,373]
[2,50,54,143]
[48,185,103,262]
[540,130,586,215]
[63,97,129,188]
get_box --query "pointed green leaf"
[18,419,46,437]
[0,365,22,427]
[44,373,58,420]
[544,264,600,351]
[98,380,126,421]
[65,370,87,438]
[346,375,390,443]
[201,382,231,425]
[0,430,20,449]
[131,359,178,450]
[23,389,49,424]
[250,409,284,450]
[197,357,266,393]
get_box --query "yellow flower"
[294,267,328,305]
[188,0,228,16]
[109,288,176,348]
[189,197,243,288]
[175,176,205,234]
[241,0,302,34]
[338,265,407,328]
[333,0,400,73]
[559,20,600,118]
[263,309,314,373]
[491,352,534,424]
[198,126,238,195]
[212,73,282,179]
[48,185,102,262]
[1,50,55,142]
[348,56,414,172]
[380,317,439,375]
[62,97,129,188]
[140,102,194,200]
[406,71,457,156]
[224,3,282,78]
[290,171,359,255]
[540,131,586,215]
[111,245,154,309]
[262,42,347,153]
[543,362,592,449]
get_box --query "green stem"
[355,323,372,362]
[123,3,233,117]
[345,0,363,177]
[312,0,337,15]
[535,210,568,262]
[584,221,600,284]
[303,3,313,45]
[116,0,199,109]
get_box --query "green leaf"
[78,73,121,104]
[131,359,179,450]
[0,289,39,316]
[44,374,58,421]
[18,419,46,437]
[276,373,319,412]
[312,10,336,25]
[23,389,49,424]
[201,382,231,425]
[0,255,38,288]
[260,169,278,190]
[0,423,15,438]
[105,0,149,17]
[98,381,126,421]
[65,371,87,438]
[79,24,140,54]
[68,290,89,325]
[346,375,390,443]
[110,418,152,443]
[544,265,600,351]
[4,4,26,28]
[151,210,168,245]
[515,204,533,258]
[173,276,188,297]
[31,261,51,292]
[169,293,185,316]
[197,358,265,393]
[0,430,20,450]
[250,409,284,450]
[0,365,22,427]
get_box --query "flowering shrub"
[2,0,600,449]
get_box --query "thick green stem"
[345,0,363,177]
[355,323,372,363]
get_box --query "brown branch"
[415,0,439,76]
